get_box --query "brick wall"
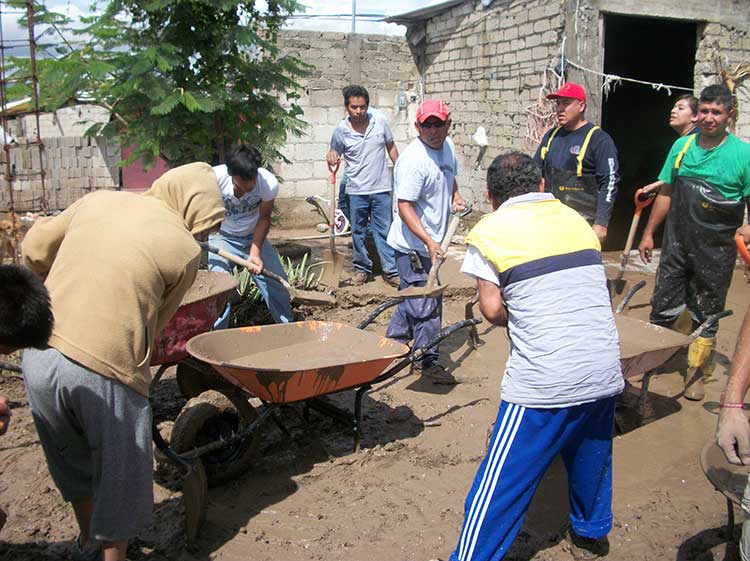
[4,9,749,220]
[417,0,565,211]
[411,0,750,214]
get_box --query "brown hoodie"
[22,162,224,396]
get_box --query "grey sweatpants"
[22,347,153,542]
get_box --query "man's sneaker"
[563,527,609,560]
[416,364,459,385]
[383,274,400,288]
[72,535,102,561]
[350,270,369,286]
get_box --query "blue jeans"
[385,251,441,368]
[349,191,397,277]
[208,231,293,326]
[338,172,350,223]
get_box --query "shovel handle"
[425,206,473,287]
[737,233,750,267]
[634,188,656,215]
[327,159,340,182]
[621,189,654,265]
[259,267,293,293]
[199,241,260,272]
[327,162,339,247]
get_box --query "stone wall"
[0,105,120,212]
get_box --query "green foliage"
[282,253,320,290]
[9,0,310,168]
[229,251,319,327]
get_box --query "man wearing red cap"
[386,99,466,384]
[534,82,620,242]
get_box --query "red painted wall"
[120,144,169,192]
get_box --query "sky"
[286,0,447,35]
[0,0,445,49]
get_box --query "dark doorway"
[601,14,697,251]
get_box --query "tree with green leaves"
[9,0,310,168]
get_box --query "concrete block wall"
[12,105,112,139]
[414,0,750,213]
[0,135,120,212]
[418,0,565,211]
[0,104,119,212]
[272,30,420,224]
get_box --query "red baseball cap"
[546,82,586,102]
[416,99,449,123]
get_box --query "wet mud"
[1,237,749,561]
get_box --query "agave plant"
[229,251,320,327]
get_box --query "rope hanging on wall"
[564,59,695,98]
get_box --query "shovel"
[318,161,345,287]
[738,232,750,282]
[609,188,656,297]
[398,206,472,299]
[199,242,336,306]
[152,421,207,549]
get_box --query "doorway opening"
[600,14,697,251]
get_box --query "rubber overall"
[540,125,600,223]
[649,142,745,338]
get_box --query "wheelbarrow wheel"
[170,389,259,487]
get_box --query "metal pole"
[0,1,20,262]
[351,0,356,34]
[26,0,48,213]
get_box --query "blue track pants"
[450,397,616,561]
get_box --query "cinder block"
[293,179,329,199]
[310,89,343,108]
[294,142,329,162]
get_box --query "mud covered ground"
[1,232,749,561]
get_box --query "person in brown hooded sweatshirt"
[21,162,224,561]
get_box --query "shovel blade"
[181,460,208,550]
[318,249,345,287]
[292,289,337,306]
[397,283,448,299]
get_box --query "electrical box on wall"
[397,92,408,109]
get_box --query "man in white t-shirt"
[208,144,293,325]
[385,99,466,385]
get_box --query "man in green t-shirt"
[638,84,750,401]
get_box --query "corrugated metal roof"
[384,0,467,26]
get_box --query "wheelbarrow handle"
[688,309,734,341]
[614,280,646,314]
[151,419,194,476]
[369,318,482,386]
[356,297,405,330]
[410,318,482,362]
